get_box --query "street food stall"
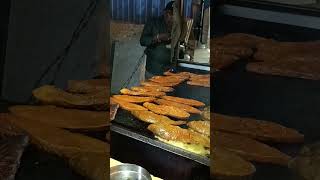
[0,0,110,179]
[212,1,320,179]
[110,0,211,179]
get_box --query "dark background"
[212,3,320,180]
[0,0,109,179]
[0,0,11,95]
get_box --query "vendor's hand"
[167,64,177,73]
[154,33,170,42]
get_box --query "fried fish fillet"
[189,74,210,80]
[4,114,108,180]
[9,105,108,131]
[143,102,190,119]
[213,113,304,143]
[111,97,147,111]
[213,131,292,166]
[67,79,109,93]
[189,77,210,82]
[113,95,156,103]
[212,147,256,178]
[161,96,205,107]
[32,85,108,111]
[131,86,174,92]
[5,114,108,155]
[141,81,180,87]
[147,123,210,148]
[163,71,192,78]
[153,75,188,80]
[120,88,165,97]
[187,80,210,88]
[188,121,210,137]
[148,79,184,84]
[154,99,201,114]
[131,110,186,125]
[150,75,187,83]
[130,87,166,94]
[201,107,210,121]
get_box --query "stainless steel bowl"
[110,163,152,180]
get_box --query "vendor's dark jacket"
[140,15,171,75]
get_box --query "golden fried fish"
[120,88,165,97]
[32,85,108,111]
[161,96,205,107]
[187,81,210,88]
[141,81,180,87]
[143,102,190,119]
[111,97,147,111]
[188,121,210,137]
[9,105,108,131]
[213,131,292,166]
[212,147,256,178]
[112,95,155,103]
[154,99,201,114]
[147,123,210,148]
[4,114,108,180]
[213,113,304,143]
[131,110,185,125]
[131,86,174,93]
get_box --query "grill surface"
[111,66,210,170]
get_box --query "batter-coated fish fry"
[150,75,188,83]
[147,123,210,148]
[9,105,108,131]
[213,131,292,166]
[131,110,186,125]
[32,85,108,111]
[161,96,205,107]
[189,74,210,80]
[213,113,304,143]
[111,97,147,111]
[131,86,174,92]
[120,88,165,97]
[187,121,210,137]
[143,102,190,119]
[154,99,201,114]
[163,71,192,78]
[212,147,256,178]
[187,81,210,88]
[112,95,155,103]
[141,81,180,87]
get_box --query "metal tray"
[110,163,152,180]
[111,67,210,166]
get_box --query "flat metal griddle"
[111,67,210,166]
[213,61,319,180]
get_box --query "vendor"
[140,1,175,77]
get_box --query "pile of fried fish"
[1,77,110,180]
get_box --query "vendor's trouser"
[145,71,154,79]
[202,7,210,45]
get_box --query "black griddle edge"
[111,124,210,166]
[110,66,211,178]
